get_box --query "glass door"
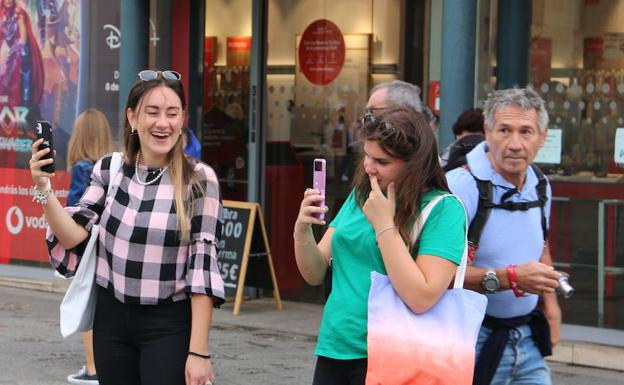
[265,0,405,300]
[201,0,253,201]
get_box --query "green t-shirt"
[314,189,466,359]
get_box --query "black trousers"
[93,287,191,385]
[312,356,368,385]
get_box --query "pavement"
[1,263,624,381]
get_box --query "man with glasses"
[366,80,423,116]
[338,80,423,182]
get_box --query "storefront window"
[265,0,403,300]
[477,0,624,332]
[202,0,252,202]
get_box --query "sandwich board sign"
[219,200,283,315]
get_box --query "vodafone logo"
[6,206,24,235]
[5,206,48,235]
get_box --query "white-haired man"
[366,80,422,115]
[446,88,562,385]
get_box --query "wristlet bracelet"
[375,225,396,240]
[188,351,211,359]
[507,264,526,297]
[32,181,52,205]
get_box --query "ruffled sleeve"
[47,156,110,277]
[185,162,226,307]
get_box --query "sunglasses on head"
[362,113,411,145]
[362,113,396,135]
[137,70,182,81]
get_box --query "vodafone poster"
[0,0,80,263]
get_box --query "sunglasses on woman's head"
[137,70,182,81]
[362,113,410,144]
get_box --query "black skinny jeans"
[93,287,191,385]
[313,356,368,385]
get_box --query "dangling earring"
[131,126,138,135]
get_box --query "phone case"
[35,121,55,173]
[313,158,326,220]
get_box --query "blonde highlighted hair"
[67,109,115,169]
[123,75,204,241]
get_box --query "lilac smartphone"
[34,121,55,173]
[312,158,326,220]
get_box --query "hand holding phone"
[312,158,326,220]
[35,121,55,173]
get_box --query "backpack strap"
[463,164,494,249]
[463,163,549,250]
[531,164,549,242]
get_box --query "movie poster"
[0,0,82,263]
[0,0,81,171]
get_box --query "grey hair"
[370,80,423,113]
[483,88,549,133]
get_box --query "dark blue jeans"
[93,287,191,385]
[476,324,552,385]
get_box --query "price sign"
[219,200,282,315]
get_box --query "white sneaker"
[67,366,98,384]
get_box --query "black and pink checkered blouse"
[47,154,225,306]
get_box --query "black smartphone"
[35,121,55,173]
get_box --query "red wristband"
[467,243,478,263]
[507,264,526,297]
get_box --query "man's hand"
[515,260,560,295]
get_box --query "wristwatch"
[481,270,500,294]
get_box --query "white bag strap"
[409,194,469,289]
[106,152,123,197]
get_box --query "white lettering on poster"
[0,185,68,197]
[103,24,121,49]
[5,206,48,235]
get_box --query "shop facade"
[0,0,622,346]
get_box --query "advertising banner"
[0,0,82,263]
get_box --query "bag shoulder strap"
[106,152,123,197]
[409,194,468,289]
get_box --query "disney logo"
[103,24,121,50]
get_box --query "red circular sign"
[298,19,345,86]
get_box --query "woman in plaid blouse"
[30,70,224,385]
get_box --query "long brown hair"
[66,109,115,169]
[353,108,448,243]
[122,74,202,241]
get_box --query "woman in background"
[65,108,114,385]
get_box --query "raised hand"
[294,188,327,232]
[29,138,54,189]
[362,177,395,231]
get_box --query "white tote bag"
[60,152,122,338]
[366,195,488,385]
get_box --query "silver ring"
[205,382,213,385]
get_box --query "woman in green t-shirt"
[293,108,467,385]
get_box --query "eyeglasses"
[365,106,389,116]
[137,70,182,81]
